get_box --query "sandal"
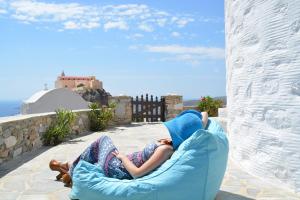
[49,159,69,180]
[62,173,72,187]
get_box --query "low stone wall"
[0,95,137,165]
[162,95,183,120]
[0,109,90,165]
[108,95,132,125]
[0,94,189,165]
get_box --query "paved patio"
[0,123,299,200]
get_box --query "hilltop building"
[55,71,103,90]
[55,71,111,106]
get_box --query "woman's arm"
[112,145,173,179]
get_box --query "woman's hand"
[157,138,172,145]
[111,150,126,161]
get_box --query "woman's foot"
[62,173,72,187]
[49,159,69,171]
[49,159,69,180]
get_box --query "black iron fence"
[131,94,165,122]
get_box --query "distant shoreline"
[183,96,227,106]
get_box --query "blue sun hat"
[163,109,203,150]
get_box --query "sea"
[0,100,22,118]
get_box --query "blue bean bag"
[69,118,229,200]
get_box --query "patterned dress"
[68,135,159,179]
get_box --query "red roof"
[59,76,93,81]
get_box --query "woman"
[49,110,208,187]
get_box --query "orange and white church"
[55,71,102,90]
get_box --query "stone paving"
[0,123,299,200]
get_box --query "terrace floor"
[0,122,299,200]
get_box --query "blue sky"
[0,0,225,101]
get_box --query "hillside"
[183,96,227,107]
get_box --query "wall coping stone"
[0,109,91,124]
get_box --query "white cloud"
[4,0,197,31]
[102,4,149,17]
[175,18,195,28]
[0,9,6,14]
[138,23,153,32]
[161,54,201,66]
[64,21,78,29]
[198,17,223,23]
[10,1,92,22]
[156,18,167,27]
[104,21,128,31]
[144,44,224,65]
[127,33,144,40]
[171,17,178,23]
[64,21,99,29]
[9,0,100,29]
[83,22,100,29]
[154,10,169,17]
[171,31,180,37]
[170,16,195,28]
[11,14,35,22]
[145,45,224,59]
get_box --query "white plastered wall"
[225,0,300,193]
[21,88,89,114]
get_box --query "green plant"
[42,109,77,145]
[77,83,85,88]
[88,102,116,131]
[197,96,223,117]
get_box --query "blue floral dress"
[68,135,159,179]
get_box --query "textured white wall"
[225,0,300,193]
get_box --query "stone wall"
[0,95,134,165]
[108,95,132,125]
[226,0,300,193]
[162,95,183,121]
[0,94,187,165]
[0,110,90,165]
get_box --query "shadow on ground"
[0,131,94,178]
[0,145,51,178]
[0,123,156,178]
[106,122,162,132]
[216,191,255,200]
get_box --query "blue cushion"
[69,118,229,200]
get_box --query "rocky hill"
[74,88,112,106]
